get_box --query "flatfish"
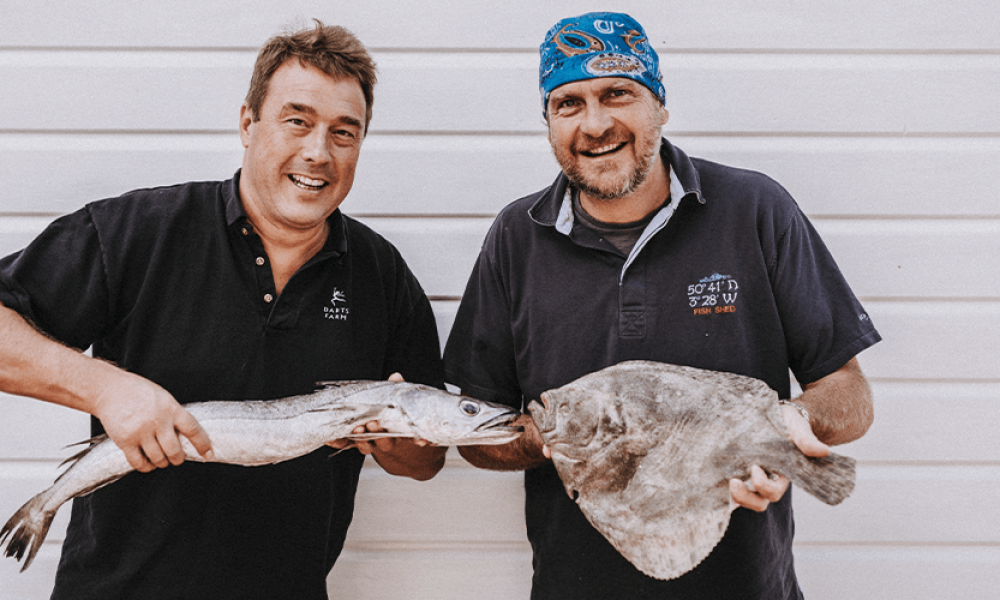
[528,360,855,580]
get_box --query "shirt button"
[255,257,265,266]
[264,294,273,303]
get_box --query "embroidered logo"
[687,273,739,316]
[323,287,350,321]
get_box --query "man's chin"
[567,171,639,202]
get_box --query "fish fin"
[789,451,856,505]
[763,440,856,505]
[343,432,415,441]
[328,444,355,458]
[59,434,109,468]
[1,492,56,571]
[315,380,393,391]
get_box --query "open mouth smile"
[579,141,627,158]
[289,174,328,191]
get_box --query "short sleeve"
[0,207,111,350]
[382,248,446,390]
[444,248,521,408]
[771,205,881,384]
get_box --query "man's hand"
[729,403,831,512]
[92,370,213,473]
[325,372,446,480]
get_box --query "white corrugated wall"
[1,2,997,598]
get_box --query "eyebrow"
[280,102,363,129]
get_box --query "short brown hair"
[245,20,377,133]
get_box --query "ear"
[659,106,670,127]
[238,103,253,149]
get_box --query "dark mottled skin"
[528,360,856,581]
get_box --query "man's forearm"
[458,415,548,471]
[0,302,107,412]
[795,357,874,446]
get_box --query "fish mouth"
[527,397,552,434]
[475,411,523,435]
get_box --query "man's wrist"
[779,399,810,424]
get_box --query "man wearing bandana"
[445,12,880,599]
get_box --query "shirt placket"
[238,224,281,319]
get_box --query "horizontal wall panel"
[0,543,62,598]
[3,52,998,135]
[813,219,1000,299]
[858,300,1000,381]
[793,465,1000,543]
[844,382,1000,463]
[3,2,997,51]
[793,546,1000,600]
[328,546,531,600]
[346,461,527,544]
[3,134,998,218]
[0,394,90,459]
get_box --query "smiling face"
[546,77,668,204]
[238,59,367,234]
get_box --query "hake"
[2,380,522,571]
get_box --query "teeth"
[582,142,625,157]
[289,174,327,189]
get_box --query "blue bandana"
[539,12,665,116]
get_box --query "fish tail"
[770,441,856,505]
[0,493,55,572]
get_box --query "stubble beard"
[552,123,663,202]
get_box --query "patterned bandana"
[539,12,665,116]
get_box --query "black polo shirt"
[444,139,881,599]
[0,172,443,600]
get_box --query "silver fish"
[528,360,856,581]
[2,380,522,571]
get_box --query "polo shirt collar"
[223,170,349,258]
[529,137,705,231]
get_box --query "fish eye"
[459,400,481,416]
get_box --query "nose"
[579,102,615,138]
[300,129,332,164]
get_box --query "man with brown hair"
[0,21,444,599]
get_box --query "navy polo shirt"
[0,172,443,600]
[444,139,880,599]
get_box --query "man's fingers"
[729,478,769,512]
[174,410,214,460]
[388,372,405,383]
[730,466,791,512]
[123,446,155,473]
[139,437,170,470]
[749,465,789,502]
[157,428,188,466]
